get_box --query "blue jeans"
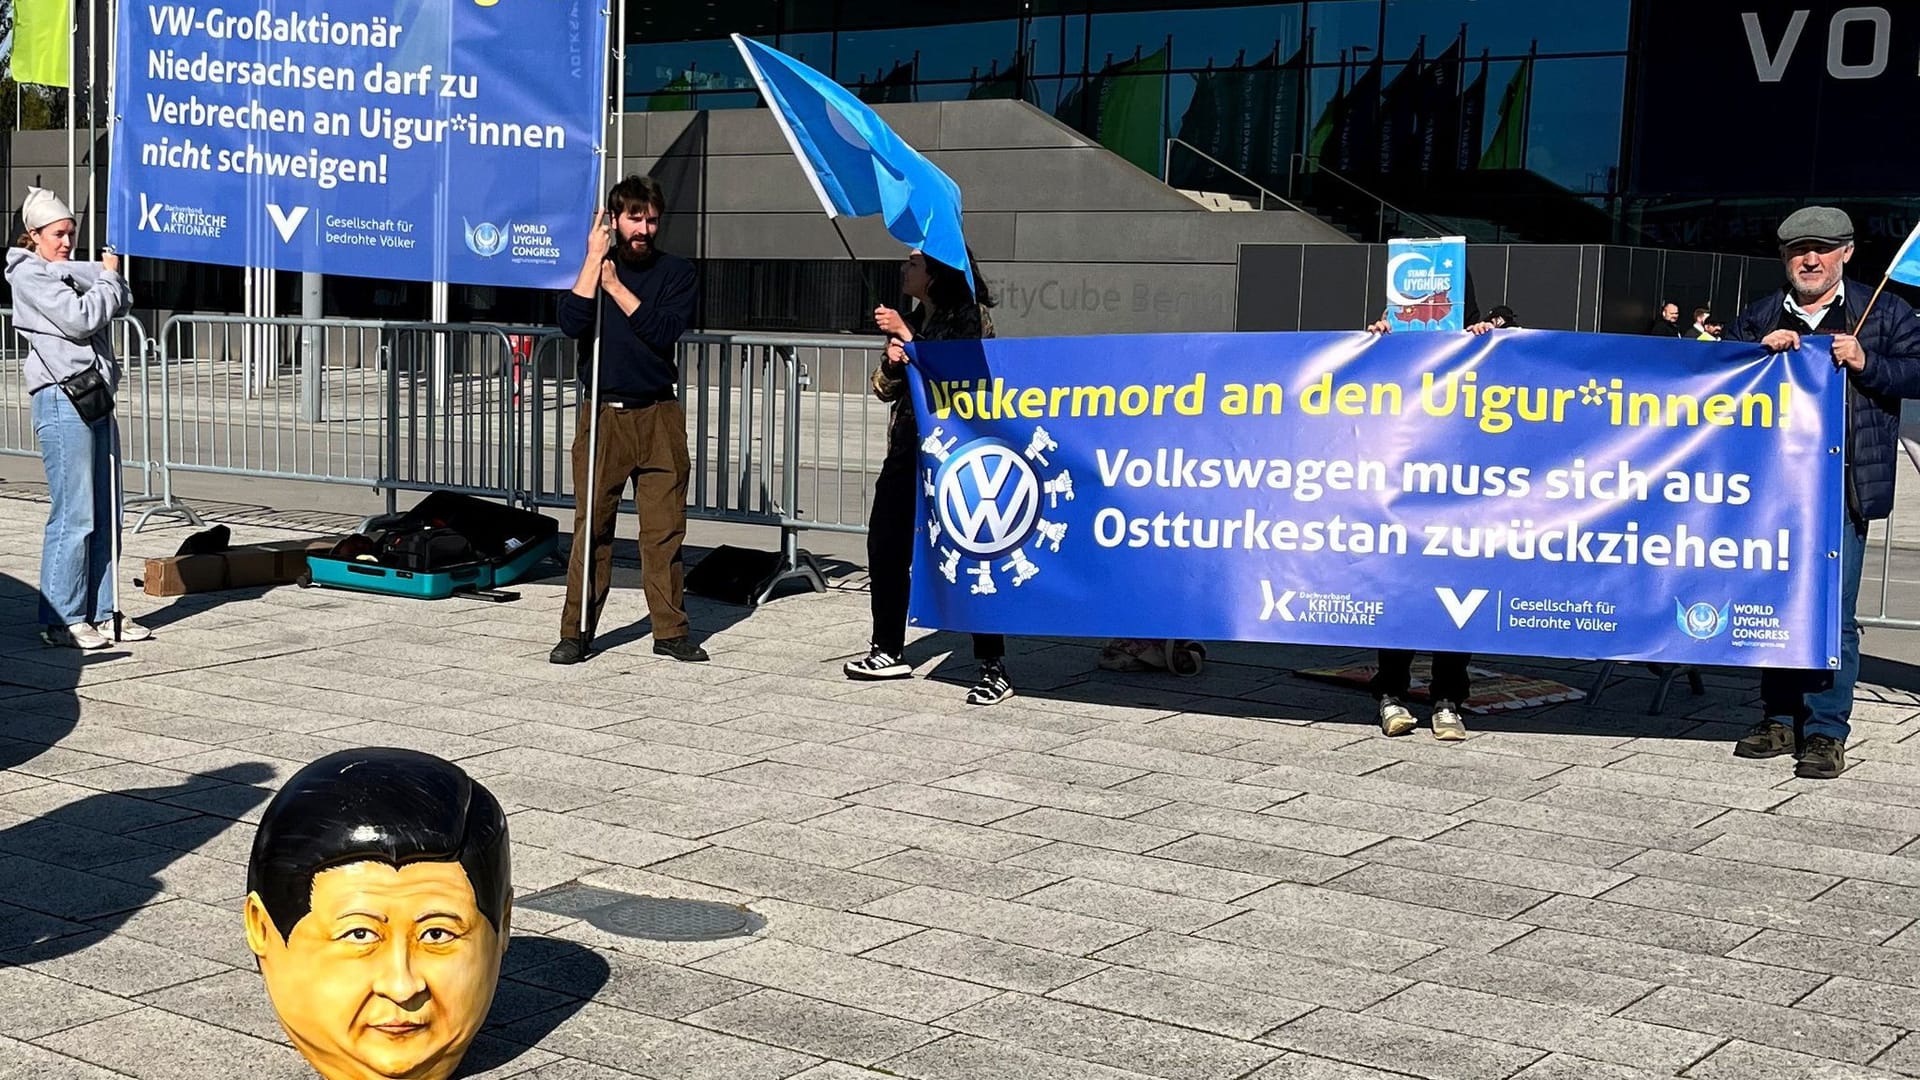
[1760,523,1865,743]
[32,387,119,627]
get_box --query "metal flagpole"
[86,0,96,256]
[109,435,123,639]
[103,0,124,639]
[613,0,626,176]
[578,0,615,643]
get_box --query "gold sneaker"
[1378,697,1417,737]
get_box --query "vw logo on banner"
[936,440,1041,560]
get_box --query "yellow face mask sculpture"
[245,749,511,1080]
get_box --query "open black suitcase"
[302,491,560,600]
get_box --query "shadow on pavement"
[0,762,275,962]
[460,934,612,1077]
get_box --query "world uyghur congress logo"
[1676,598,1730,640]
[464,218,509,257]
[924,431,1074,595]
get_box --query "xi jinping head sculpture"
[245,748,511,1080]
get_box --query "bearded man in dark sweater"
[550,175,706,665]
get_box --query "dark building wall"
[624,99,1351,335]
[1236,243,1781,335]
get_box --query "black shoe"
[654,636,710,662]
[844,646,911,680]
[549,638,591,665]
[1795,735,1846,779]
[966,660,1014,706]
[1733,719,1798,759]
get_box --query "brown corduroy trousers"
[559,400,691,643]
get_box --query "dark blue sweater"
[556,251,697,404]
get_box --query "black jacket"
[1727,278,1920,523]
[872,303,995,461]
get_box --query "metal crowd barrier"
[22,306,1920,627]
[0,309,163,504]
[135,315,520,528]
[521,330,857,603]
[1861,429,1920,630]
[3,305,901,606]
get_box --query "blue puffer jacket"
[1728,278,1920,524]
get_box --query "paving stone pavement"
[5,481,1920,1080]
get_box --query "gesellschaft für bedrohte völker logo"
[924,429,1073,596]
[1676,598,1730,640]
[464,218,509,257]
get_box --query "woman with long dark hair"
[6,187,146,649]
[845,247,1012,705]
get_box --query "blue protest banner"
[1385,236,1467,332]
[107,0,605,288]
[905,330,1844,669]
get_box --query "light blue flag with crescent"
[1889,221,1920,287]
[731,34,974,295]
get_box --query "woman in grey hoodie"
[6,187,148,649]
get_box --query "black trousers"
[868,454,1003,661]
[1370,650,1471,704]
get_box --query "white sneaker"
[1431,700,1468,741]
[1378,696,1417,737]
[42,623,110,650]
[96,617,153,642]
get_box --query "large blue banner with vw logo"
[906,330,1845,669]
[107,0,604,288]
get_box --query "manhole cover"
[518,883,763,942]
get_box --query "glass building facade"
[629,1,1631,232]
[16,0,1911,321]
[624,0,1918,263]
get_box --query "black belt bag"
[57,367,114,425]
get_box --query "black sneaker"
[549,638,591,665]
[1733,719,1798,759]
[1795,735,1846,780]
[844,647,910,680]
[966,660,1014,706]
[653,636,710,662]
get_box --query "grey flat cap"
[1778,205,1854,245]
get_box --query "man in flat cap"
[1725,206,1920,779]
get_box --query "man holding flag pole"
[1726,207,1920,779]
[549,177,706,666]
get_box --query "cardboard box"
[142,553,230,597]
[256,538,341,580]
[222,549,281,589]
[142,536,347,597]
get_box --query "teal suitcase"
[301,492,559,601]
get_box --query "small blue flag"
[731,34,974,295]
[1889,221,1920,288]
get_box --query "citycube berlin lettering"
[905,329,1844,670]
[109,0,605,288]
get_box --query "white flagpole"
[730,35,842,224]
[86,0,97,257]
[1854,222,1920,335]
[109,435,122,640]
[578,1,614,643]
